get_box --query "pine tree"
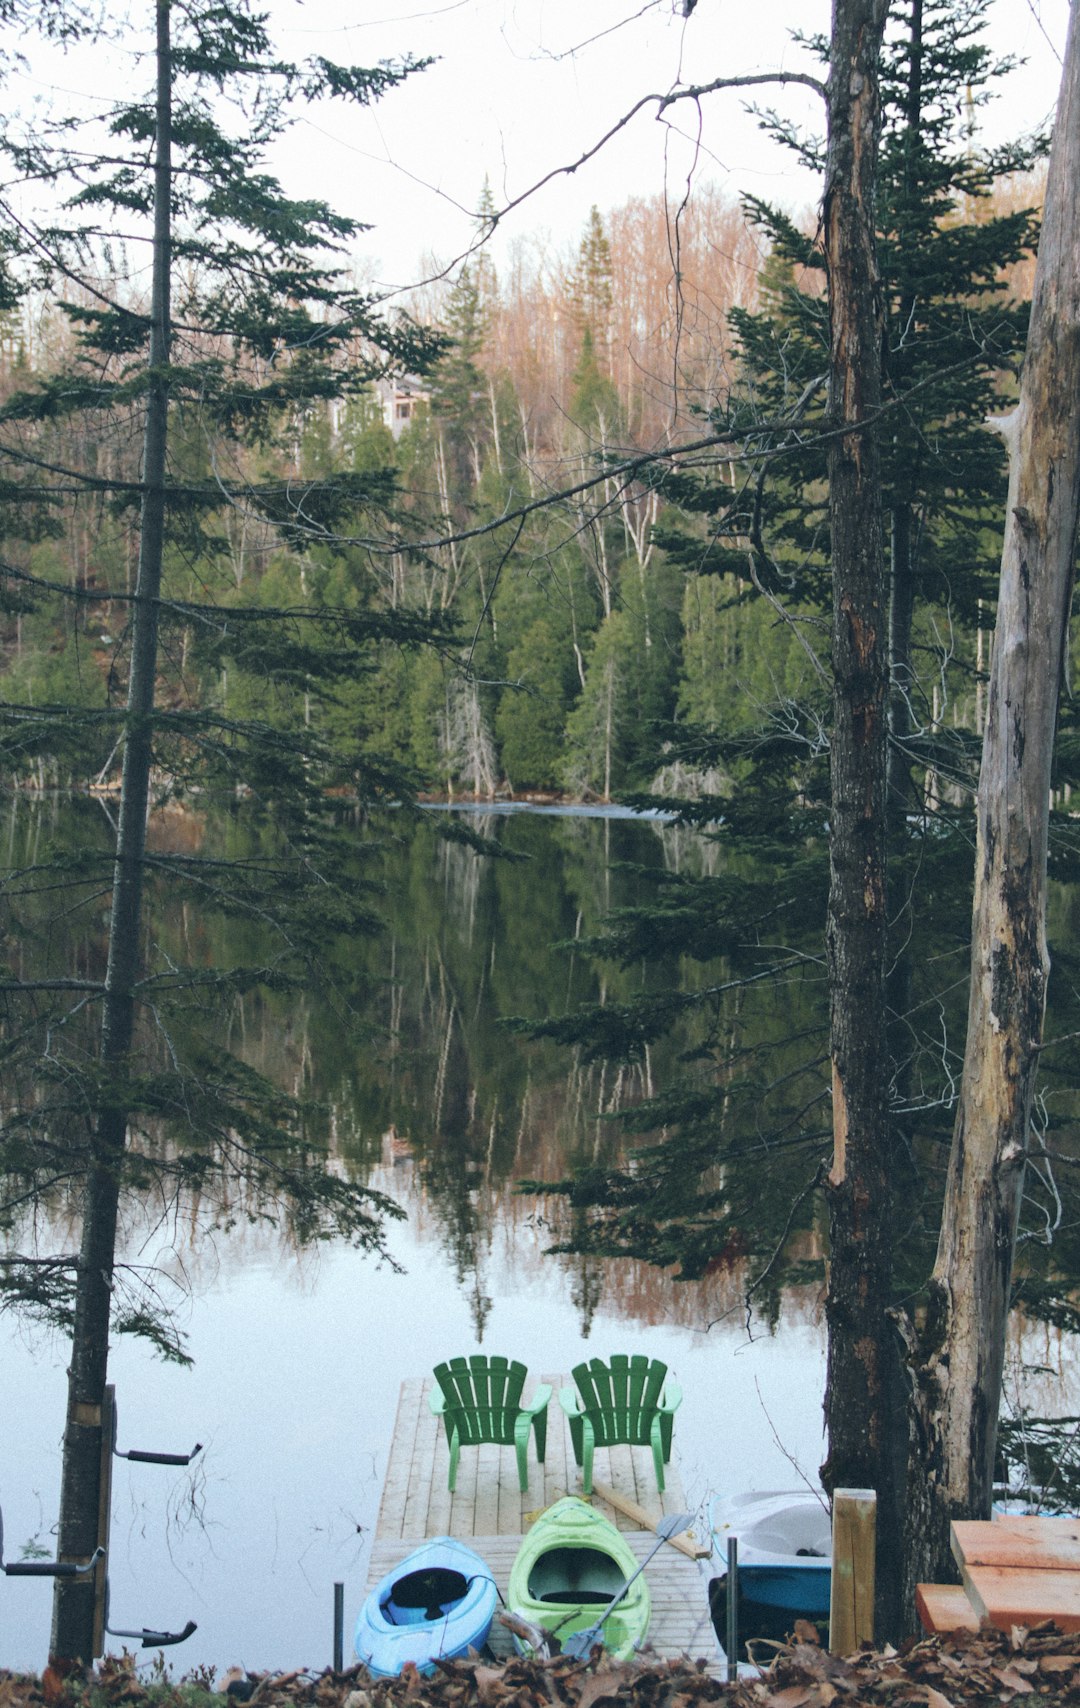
[0,0,447,1661]
[520,0,1048,1387]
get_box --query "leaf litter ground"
[8,1621,1080,1708]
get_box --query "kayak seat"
[538,1589,612,1605]
[560,1353,681,1495]
[430,1355,552,1493]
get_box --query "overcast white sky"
[263,0,1070,292]
[5,0,1070,294]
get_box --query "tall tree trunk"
[887,501,916,812]
[886,0,922,820]
[901,0,1080,1624]
[820,0,899,1640]
[51,0,172,1661]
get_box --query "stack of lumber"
[918,1515,1080,1635]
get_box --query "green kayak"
[507,1496,650,1660]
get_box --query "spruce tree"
[520,0,1049,1322]
[0,0,446,1661]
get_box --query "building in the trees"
[377,374,429,438]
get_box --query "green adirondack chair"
[559,1353,682,1494]
[430,1355,552,1492]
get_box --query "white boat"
[710,1489,832,1615]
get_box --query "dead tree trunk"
[50,0,172,1661]
[820,0,899,1640]
[901,0,1080,1622]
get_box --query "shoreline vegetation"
[7,1621,1080,1708]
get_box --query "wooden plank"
[452,1418,481,1534]
[591,1480,710,1559]
[829,1488,876,1655]
[473,1441,500,1535]
[607,1442,638,1512]
[377,1379,422,1538]
[401,1388,437,1537]
[542,1375,568,1507]
[963,1563,1080,1631]
[916,1583,982,1634]
[952,1516,1080,1573]
[426,1407,453,1537]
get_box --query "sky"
[2,0,1073,297]
[260,0,1071,293]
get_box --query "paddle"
[562,1511,694,1660]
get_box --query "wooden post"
[829,1487,876,1653]
[91,1385,116,1659]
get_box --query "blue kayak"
[354,1537,498,1676]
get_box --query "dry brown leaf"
[791,1624,820,1648]
[1037,1655,1077,1674]
[989,1667,1034,1695]
[40,1669,68,1708]
[469,1669,505,1704]
[573,1669,628,1708]
[922,1687,954,1708]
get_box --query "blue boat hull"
[354,1537,498,1676]
[738,1562,831,1615]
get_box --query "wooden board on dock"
[952,1517,1080,1573]
[365,1376,722,1673]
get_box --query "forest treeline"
[0,165,1043,805]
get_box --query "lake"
[1,802,1075,1673]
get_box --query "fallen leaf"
[469,1668,505,1704]
[792,1622,821,1647]
[990,1666,1034,1694]
[41,1669,67,1708]
[574,1668,628,1708]
[923,1688,954,1708]
[1037,1655,1077,1674]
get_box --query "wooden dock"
[365,1376,723,1670]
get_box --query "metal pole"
[333,1581,344,1673]
[726,1537,738,1683]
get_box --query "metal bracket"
[104,1615,198,1648]
[0,1505,104,1579]
[103,1578,197,1648]
[110,1403,202,1466]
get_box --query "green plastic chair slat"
[430,1355,551,1492]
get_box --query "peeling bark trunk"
[820,0,898,1641]
[902,0,1080,1625]
[50,0,172,1662]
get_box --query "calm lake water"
[1,804,1074,1673]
